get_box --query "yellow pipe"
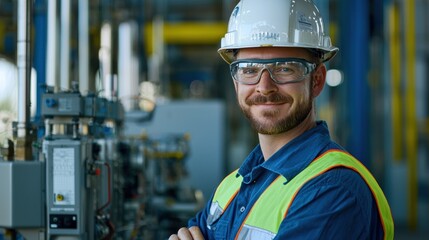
[404,0,418,230]
[145,22,227,55]
[388,4,403,161]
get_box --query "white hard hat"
[218,0,339,63]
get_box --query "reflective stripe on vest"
[207,150,394,240]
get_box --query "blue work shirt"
[189,121,384,239]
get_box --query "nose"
[256,69,278,95]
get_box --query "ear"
[311,64,327,97]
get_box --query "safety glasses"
[230,58,316,85]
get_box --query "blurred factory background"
[0,0,427,239]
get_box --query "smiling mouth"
[253,103,284,109]
[256,101,285,105]
[251,99,291,107]
[253,102,290,110]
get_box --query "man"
[170,0,394,239]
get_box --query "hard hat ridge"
[218,0,338,64]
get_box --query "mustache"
[245,93,292,105]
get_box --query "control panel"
[45,139,91,239]
[50,214,77,229]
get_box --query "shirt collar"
[238,121,332,183]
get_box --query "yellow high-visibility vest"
[207,150,394,240]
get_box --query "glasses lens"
[232,62,264,84]
[271,61,308,83]
[231,58,314,84]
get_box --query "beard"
[239,91,313,135]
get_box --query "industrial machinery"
[124,132,202,239]
[41,84,125,239]
[0,80,125,240]
[0,1,201,240]
[1,86,202,240]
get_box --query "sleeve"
[274,168,384,240]
[187,194,214,239]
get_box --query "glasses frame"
[230,58,317,85]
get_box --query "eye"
[239,67,259,75]
[274,64,295,75]
[276,62,306,75]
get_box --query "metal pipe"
[404,0,418,230]
[46,0,58,91]
[339,0,370,166]
[16,0,32,138]
[100,22,112,94]
[79,0,90,94]
[388,3,403,161]
[118,21,139,110]
[34,0,47,124]
[60,0,71,91]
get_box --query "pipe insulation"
[16,0,32,138]
[60,0,71,90]
[79,0,90,94]
[46,0,58,90]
